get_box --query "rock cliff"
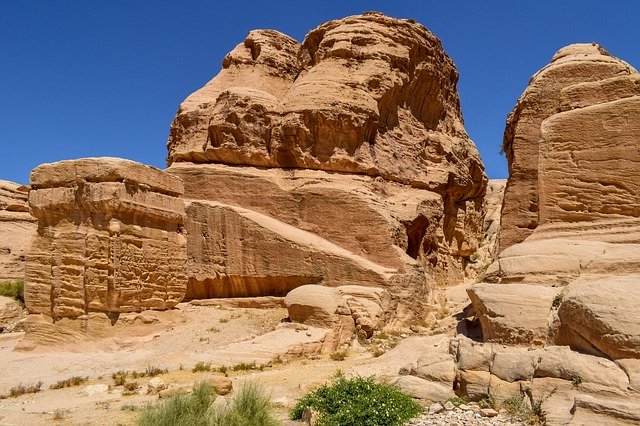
[0,180,36,280]
[167,13,488,315]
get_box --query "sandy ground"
[0,285,470,425]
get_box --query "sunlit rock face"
[25,158,187,320]
[166,13,488,310]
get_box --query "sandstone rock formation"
[167,13,488,315]
[498,43,638,253]
[0,180,36,280]
[25,158,187,329]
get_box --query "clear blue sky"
[2,1,639,184]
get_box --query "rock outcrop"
[167,13,488,317]
[0,180,36,280]
[498,43,638,253]
[25,158,187,327]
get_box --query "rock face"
[25,158,187,322]
[167,13,488,314]
[0,180,36,280]
[167,13,485,200]
[498,43,638,253]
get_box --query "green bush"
[0,280,24,303]
[290,376,422,426]
[137,382,279,426]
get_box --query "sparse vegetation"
[52,408,69,421]
[572,375,584,387]
[446,396,465,407]
[0,279,24,303]
[207,326,220,333]
[502,393,539,424]
[193,362,212,373]
[478,394,497,410]
[552,293,564,308]
[121,404,139,412]
[112,370,129,386]
[370,346,385,357]
[137,381,279,426]
[469,252,481,263]
[219,318,229,324]
[0,381,43,399]
[290,376,422,426]
[231,362,263,372]
[531,386,557,420]
[143,366,168,377]
[50,376,88,389]
[124,381,139,392]
[330,349,348,361]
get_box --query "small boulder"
[202,375,233,396]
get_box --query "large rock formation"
[0,180,36,280]
[25,158,187,328]
[498,43,637,253]
[167,13,488,314]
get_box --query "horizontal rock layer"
[0,180,36,280]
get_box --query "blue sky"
[2,1,639,184]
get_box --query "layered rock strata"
[0,180,36,280]
[498,43,638,253]
[25,158,187,324]
[167,13,488,310]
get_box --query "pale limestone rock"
[535,346,629,389]
[455,336,493,371]
[0,180,36,280]
[201,375,232,396]
[79,384,109,396]
[394,375,455,403]
[616,359,640,391]
[467,283,557,345]
[499,43,636,253]
[284,285,351,328]
[0,295,24,332]
[570,395,640,425]
[24,158,187,326]
[557,276,640,359]
[455,370,490,401]
[490,347,540,382]
[147,377,166,395]
[411,351,456,384]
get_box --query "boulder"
[25,158,187,322]
[284,285,351,328]
[499,43,637,253]
[393,375,455,403]
[557,276,640,359]
[0,180,36,280]
[535,346,629,389]
[466,283,558,345]
[0,295,24,332]
[570,395,640,425]
[201,375,232,396]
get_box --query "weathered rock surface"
[557,276,640,360]
[0,295,25,332]
[499,43,637,253]
[0,180,36,280]
[168,13,485,201]
[467,283,558,345]
[171,163,483,292]
[25,158,187,323]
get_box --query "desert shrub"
[112,370,129,386]
[446,396,465,407]
[193,362,212,373]
[571,375,584,387]
[210,382,279,426]
[50,376,88,389]
[552,293,564,308]
[478,394,497,410]
[1,381,43,398]
[124,381,139,392]
[290,376,422,426]
[502,393,538,423]
[138,382,215,426]
[137,382,279,426]
[330,350,348,361]
[0,280,24,303]
[144,366,168,377]
[232,362,262,372]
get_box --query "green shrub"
[552,293,564,308]
[137,382,279,426]
[112,370,129,386]
[0,280,24,303]
[290,376,422,426]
